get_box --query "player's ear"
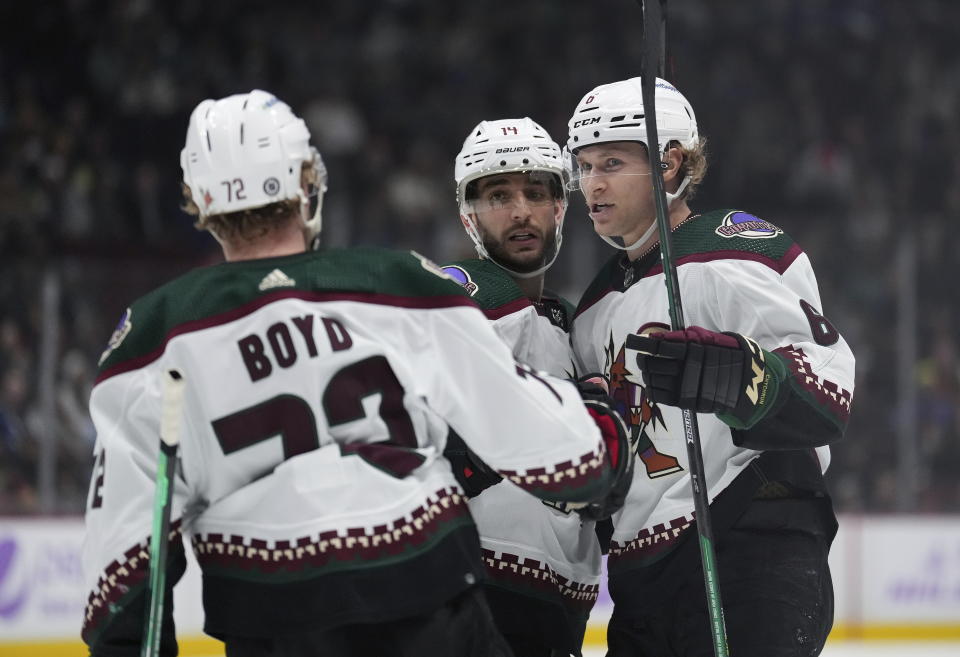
[661,146,684,183]
[553,198,565,223]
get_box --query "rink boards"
[1,514,959,654]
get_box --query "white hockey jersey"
[442,259,601,652]
[571,211,855,578]
[82,248,617,653]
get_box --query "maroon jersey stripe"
[95,290,478,385]
[482,296,531,320]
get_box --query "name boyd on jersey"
[238,313,354,382]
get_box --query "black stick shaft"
[637,2,729,655]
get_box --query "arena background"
[1,0,959,653]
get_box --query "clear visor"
[563,145,662,193]
[461,170,560,214]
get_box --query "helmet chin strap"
[484,242,561,279]
[599,176,690,251]
[461,207,564,279]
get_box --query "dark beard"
[482,229,558,274]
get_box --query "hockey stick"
[635,1,729,655]
[141,369,186,657]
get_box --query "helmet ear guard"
[303,147,328,249]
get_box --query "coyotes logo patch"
[604,323,683,479]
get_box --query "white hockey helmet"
[454,117,569,278]
[567,77,698,251]
[180,89,327,243]
[567,77,698,156]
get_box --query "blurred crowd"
[1,0,959,514]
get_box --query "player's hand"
[571,375,634,520]
[443,430,502,498]
[625,327,786,430]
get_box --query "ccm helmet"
[567,77,698,251]
[180,89,327,243]
[568,77,697,155]
[454,117,569,278]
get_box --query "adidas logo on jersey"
[258,268,296,291]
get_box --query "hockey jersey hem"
[201,523,485,637]
[479,547,599,615]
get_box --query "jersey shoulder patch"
[537,291,575,332]
[670,210,803,274]
[440,259,528,313]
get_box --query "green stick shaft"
[141,443,177,657]
[141,369,185,657]
[637,2,729,655]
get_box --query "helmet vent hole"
[240,123,244,145]
[634,114,644,119]
[242,98,249,110]
[258,137,270,149]
[574,136,579,142]
[205,131,212,151]
[612,115,625,122]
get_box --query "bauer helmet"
[180,89,327,243]
[454,117,569,278]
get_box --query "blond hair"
[674,136,708,201]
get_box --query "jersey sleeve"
[82,365,191,655]
[411,303,615,505]
[688,253,855,450]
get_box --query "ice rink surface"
[579,641,960,656]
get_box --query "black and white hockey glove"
[443,430,502,498]
[570,375,634,521]
[625,327,787,430]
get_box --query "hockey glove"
[570,375,634,521]
[625,327,788,430]
[443,430,502,498]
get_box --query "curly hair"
[675,136,708,202]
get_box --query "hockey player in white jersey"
[565,77,856,656]
[443,118,612,657]
[80,90,633,657]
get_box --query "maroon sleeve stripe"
[774,346,853,425]
[95,290,478,385]
[482,296,531,320]
[645,243,804,278]
[572,285,616,320]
